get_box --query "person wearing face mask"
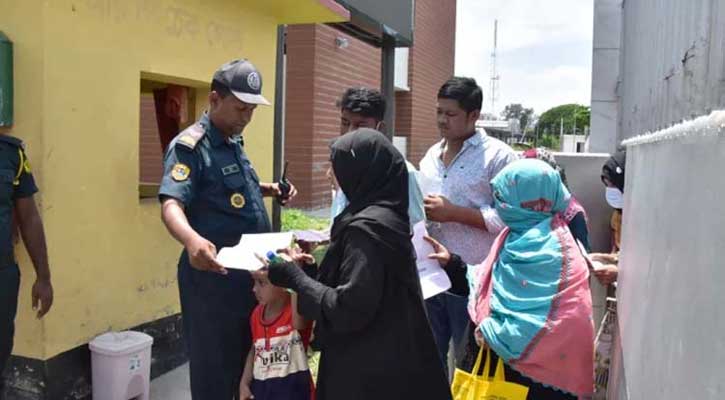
[588,150,627,286]
[328,88,425,227]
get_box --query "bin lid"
[89,331,154,356]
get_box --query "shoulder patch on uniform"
[0,135,23,148]
[171,163,191,181]
[175,124,206,151]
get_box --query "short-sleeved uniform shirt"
[0,135,38,268]
[158,113,271,250]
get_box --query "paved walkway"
[150,363,191,400]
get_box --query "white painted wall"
[561,134,588,153]
[592,1,725,397]
[590,0,623,153]
[394,48,410,91]
[393,135,408,159]
[615,112,725,399]
[618,0,725,141]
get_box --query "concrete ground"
[150,363,191,400]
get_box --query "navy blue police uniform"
[159,112,270,399]
[0,135,38,394]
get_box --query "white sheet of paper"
[216,232,295,271]
[412,221,451,299]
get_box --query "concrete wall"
[591,1,725,397]
[618,0,725,140]
[555,153,612,328]
[616,112,725,399]
[0,0,345,361]
[590,0,623,153]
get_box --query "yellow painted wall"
[0,0,345,360]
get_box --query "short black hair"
[211,79,232,98]
[338,87,386,121]
[437,77,483,113]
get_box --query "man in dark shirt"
[0,133,53,398]
[159,59,296,399]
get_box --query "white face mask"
[605,187,624,209]
[330,189,349,221]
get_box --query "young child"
[240,271,315,400]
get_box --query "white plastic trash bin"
[89,331,154,400]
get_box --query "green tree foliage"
[538,104,590,136]
[501,103,535,130]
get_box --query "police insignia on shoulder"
[178,136,197,148]
[176,124,205,150]
[171,163,191,181]
[230,193,246,208]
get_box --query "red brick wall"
[139,93,163,184]
[402,0,457,165]
[284,25,317,209]
[285,24,381,209]
[284,0,456,209]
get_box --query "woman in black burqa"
[267,128,452,400]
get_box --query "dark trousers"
[178,259,255,400]
[425,291,470,375]
[0,264,20,398]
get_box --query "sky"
[455,0,594,118]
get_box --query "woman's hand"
[590,252,618,264]
[277,246,316,267]
[593,263,618,285]
[424,235,451,267]
[474,327,488,349]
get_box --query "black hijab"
[320,128,416,285]
[602,149,626,192]
[330,128,410,243]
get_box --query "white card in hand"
[216,232,295,271]
[412,221,452,299]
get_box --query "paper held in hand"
[216,232,295,271]
[412,221,452,299]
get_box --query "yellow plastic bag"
[451,347,530,400]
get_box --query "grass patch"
[282,208,330,266]
[281,209,330,231]
[512,142,533,151]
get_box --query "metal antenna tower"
[490,19,500,116]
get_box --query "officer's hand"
[31,279,53,319]
[186,236,228,275]
[272,182,298,205]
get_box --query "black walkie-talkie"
[277,160,291,205]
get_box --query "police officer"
[159,59,296,399]
[0,132,53,398]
